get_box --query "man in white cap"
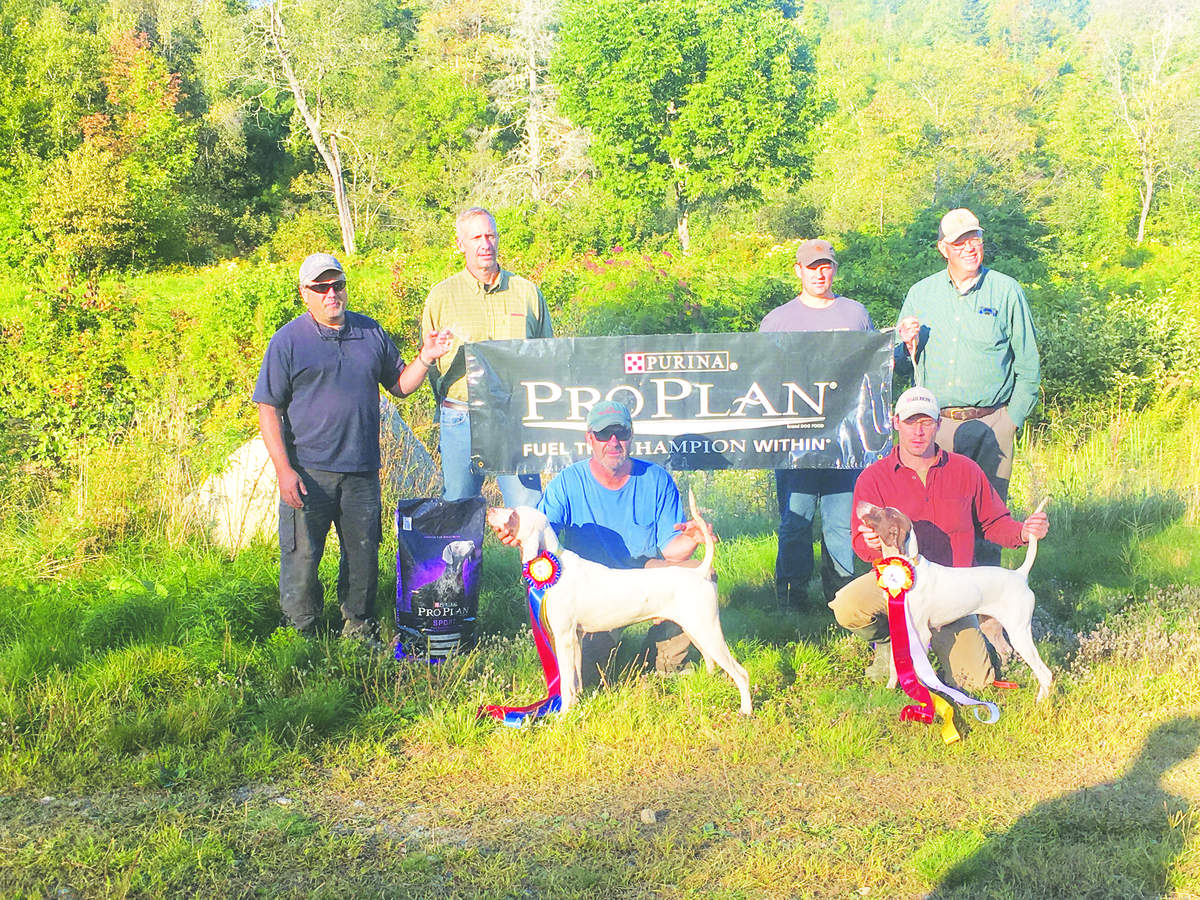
[422,207,552,506]
[760,238,874,608]
[895,208,1040,565]
[254,253,452,641]
[829,387,1049,689]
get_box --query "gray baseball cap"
[298,253,344,285]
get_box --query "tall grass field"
[1,387,1197,898]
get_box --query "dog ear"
[856,501,878,519]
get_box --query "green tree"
[554,0,823,251]
[1087,0,1200,245]
[31,30,195,270]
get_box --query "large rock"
[189,399,441,550]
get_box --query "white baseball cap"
[894,387,940,420]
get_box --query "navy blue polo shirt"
[253,311,404,472]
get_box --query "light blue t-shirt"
[538,459,684,569]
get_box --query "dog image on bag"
[395,497,485,660]
[858,499,1053,701]
[488,490,753,715]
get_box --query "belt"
[441,398,469,410]
[940,405,1000,421]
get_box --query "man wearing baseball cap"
[894,208,1040,566]
[828,387,1049,689]
[254,253,452,642]
[760,238,875,609]
[492,399,714,678]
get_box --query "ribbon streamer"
[479,556,562,726]
[875,556,999,743]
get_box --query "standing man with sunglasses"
[494,400,714,678]
[894,208,1040,566]
[254,253,452,641]
[422,207,552,506]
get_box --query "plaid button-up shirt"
[421,268,553,403]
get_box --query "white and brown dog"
[487,492,752,715]
[858,500,1053,701]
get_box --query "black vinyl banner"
[465,331,894,474]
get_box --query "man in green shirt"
[894,208,1040,565]
[421,207,553,504]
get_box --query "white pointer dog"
[858,499,1053,701]
[487,492,753,715]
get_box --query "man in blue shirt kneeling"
[506,400,715,681]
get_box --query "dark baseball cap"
[586,400,633,432]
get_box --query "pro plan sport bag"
[394,496,485,661]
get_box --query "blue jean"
[438,405,542,506]
[774,468,858,593]
[278,467,381,634]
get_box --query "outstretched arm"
[390,329,454,397]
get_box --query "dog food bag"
[395,496,485,661]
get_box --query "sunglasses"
[592,425,631,442]
[305,279,347,294]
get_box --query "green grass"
[1,397,1199,897]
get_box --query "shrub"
[1039,287,1200,409]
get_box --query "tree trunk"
[266,2,357,255]
[1136,169,1153,245]
[526,26,543,202]
[673,176,690,253]
[676,209,690,253]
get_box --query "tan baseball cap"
[938,208,983,243]
[795,239,837,268]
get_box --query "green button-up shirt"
[421,268,553,403]
[896,267,1040,427]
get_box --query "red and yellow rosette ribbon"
[873,556,963,744]
[522,552,561,590]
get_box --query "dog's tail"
[1017,496,1049,577]
[688,488,715,581]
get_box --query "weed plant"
[1,390,1199,896]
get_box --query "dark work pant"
[774,467,859,602]
[278,467,382,634]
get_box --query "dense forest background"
[1,0,1198,494]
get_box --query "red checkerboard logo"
[624,352,645,373]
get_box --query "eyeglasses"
[591,426,631,443]
[946,235,983,252]
[304,279,347,295]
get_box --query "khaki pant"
[937,405,1018,566]
[829,571,995,690]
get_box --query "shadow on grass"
[928,715,1200,899]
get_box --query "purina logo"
[624,350,732,374]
